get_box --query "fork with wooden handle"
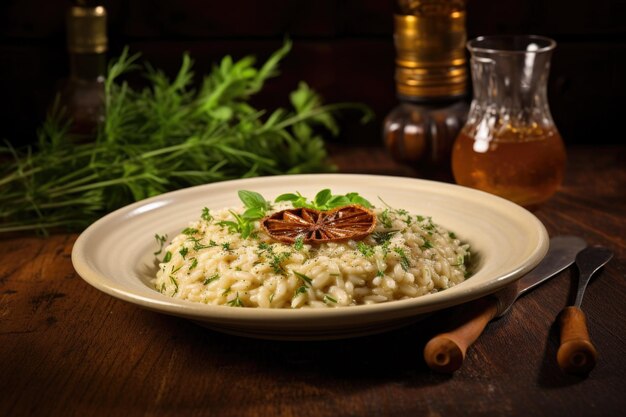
[556,246,613,375]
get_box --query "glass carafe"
[451,35,566,208]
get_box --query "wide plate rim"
[71,173,549,332]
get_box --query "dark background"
[1,0,625,147]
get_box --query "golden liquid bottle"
[451,36,567,208]
[383,1,469,182]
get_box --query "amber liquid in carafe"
[452,128,566,208]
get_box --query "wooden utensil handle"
[557,306,598,375]
[423,297,498,373]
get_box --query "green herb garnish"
[153,234,168,255]
[274,190,372,211]
[203,273,219,285]
[227,293,244,307]
[179,246,189,259]
[380,209,393,229]
[293,271,313,286]
[270,251,291,275]
[421,240,433,249]
[217,190,271,239]
[393,247,411,271]
[187,237,212,251]
[169,275,179,295]
[356,241,375,257]
[293,236,304,251]
[201,208,212,222]
[372,230,397,245]
[323,295,337,304]
[294,286,308,298]
[0,41,372,235]
[189,257,198,271]
[162,251,172,263]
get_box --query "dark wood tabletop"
[1,145,624,417]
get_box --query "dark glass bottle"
[383,1,469,182]
[59,4,107,140]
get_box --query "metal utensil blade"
[573,246,613,307]
[495,236,587,318]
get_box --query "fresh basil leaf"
[275,193,300,202]
[314,189,332,208]
[242,207,265,220]
[346,192,373,208]
[326,195,351,208]
[240,222,253,239]
[238,190,268,210]
[291,198,311,208]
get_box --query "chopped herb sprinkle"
[226,292,244,307]
[421,240,433,249]
[372,230,397,245]
[293,271,313,286]
[203,273,219,285]
[201,207,213,221]
[169,275,179,295]
[323,295,337,304]
[356,241,375,257]
[294,285,308,298]
[153,234,168,255]
[380,209,393,228]
[393,247,411,271]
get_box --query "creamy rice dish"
[153,192,471,308]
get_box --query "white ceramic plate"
[72,174,548,340]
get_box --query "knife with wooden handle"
[423,236,587,373]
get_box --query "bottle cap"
[394,1,467,98]
[67,6,108,54]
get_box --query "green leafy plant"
[216,189,269,238]
[0,41,371,234]
[274,189,372,211]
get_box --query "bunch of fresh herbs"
[0,41,370,234]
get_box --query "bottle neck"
[69,52,106,81]
[397,92,467,106]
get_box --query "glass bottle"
[59,4,107,140]
[451,35,566,208]
[383,1,469,182]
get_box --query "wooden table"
[1,145,624,417]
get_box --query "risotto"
[153,193,471,308]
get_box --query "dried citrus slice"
[261,205,377,244]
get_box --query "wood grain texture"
[1,145,625,416]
